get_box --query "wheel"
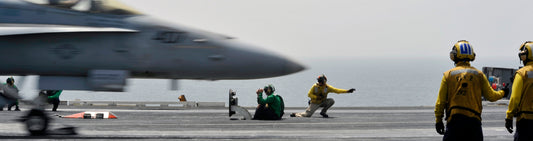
[24,109,49,136]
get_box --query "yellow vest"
[443,66,485,121]
[515,66,533,121]
[307,83,348,104]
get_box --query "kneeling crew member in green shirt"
[253,85,284,120]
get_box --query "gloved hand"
[256,89,263,96]
[348,88,356,93]
[436,122,445,135]
[505,118,513,134]
[502,85,510,98]
[316,95,324,100]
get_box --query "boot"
[320,113,329,118]
[290,113,296,117]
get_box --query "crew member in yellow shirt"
[505,41,533,141]
[434,40,507,141]
[290,75,355,118]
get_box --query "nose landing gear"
[18,109,49,136]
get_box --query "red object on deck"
[62,112,85,119]
[62,112,118,119]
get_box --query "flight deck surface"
[0,105,513,140]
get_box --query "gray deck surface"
[0,105,514,140]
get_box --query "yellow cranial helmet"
[519,41,533,61]
[450,40,475,62]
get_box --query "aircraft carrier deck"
[0,101,514,140]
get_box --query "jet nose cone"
[284,59,306,75]
[220,40,306,79]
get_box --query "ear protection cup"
[519,41,533,61]
[519,49,527,61]
[449,47,457,61]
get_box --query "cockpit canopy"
[24,0,142,15]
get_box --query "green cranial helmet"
[6,77,14,85]
[263,84,275,94]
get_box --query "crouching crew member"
[291,74,355,118]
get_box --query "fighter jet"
[0,0,305,135]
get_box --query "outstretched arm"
[480,74,505,102]
[327,85,350,94]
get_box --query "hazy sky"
[121,0,531,62]
[11,0,531,105]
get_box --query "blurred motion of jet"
[0,0,305,135]
[0,0,305,92]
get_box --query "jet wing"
[0,24,137,36]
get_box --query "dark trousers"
[48,98,60,111]
[515,119,533,141]
[443,114,483,141]
[253,104,280,120]
[7,100,18,110]
[0,95,16,111]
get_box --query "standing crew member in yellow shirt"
[434,40,507,141]
[505,41,533,141]
[290,74,355,118]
